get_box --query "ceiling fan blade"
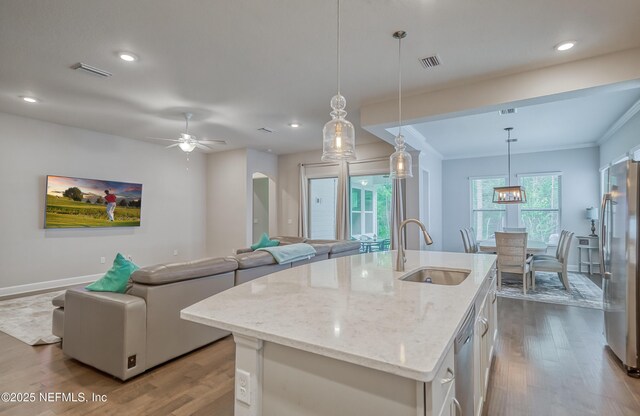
[148,137,180,142]
[166,143,180,149]
[194,143,212,151]
[199,139,227,145]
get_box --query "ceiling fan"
[149,112,226,153]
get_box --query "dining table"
[478,239,548,255]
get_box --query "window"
[349,175,392,240]
[308,177,337,239]
[470,177,507,241]
[518,174,561,243]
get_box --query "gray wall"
[442,147,600,267]
[600,111,640,167]
[0,112,207,290]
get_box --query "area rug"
[0,290,64,345]
[497,271,602,309]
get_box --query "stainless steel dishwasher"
[454,306,475,416]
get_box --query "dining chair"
[460,228,477,253]
[531,231,574,290]
[503,227,526,232]
[529,230,568,262]
[460,228,471,253]
[495,232,531,294]
[468,228,480,252]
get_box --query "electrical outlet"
[173,249,178,256]
[236,369,251,405]
[100,257,106,264]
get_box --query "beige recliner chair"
[61,257,238,380]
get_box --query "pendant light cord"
[337,0,341,96]
[398,34,402,137]
[507,137,511,186]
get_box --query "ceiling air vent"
[71,62,112,78]
[419,55,441,69]
[257,127,274,133]
[499,108,517,115]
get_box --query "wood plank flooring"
[1,297,639,415]
[484,297,640,416]
[0,334,236,415]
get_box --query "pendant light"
[389,31,412,179]
[492,127,527,204]
[321,0,356,161]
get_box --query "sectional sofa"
[52,236,360,380]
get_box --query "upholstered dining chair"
[529,230,568,262]
[467,227,479,252]
[495,232,531,294]
[503,227,526,232]
[530,231,574,290]
[460,228,477,253]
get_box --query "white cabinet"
[473,266,497,416]
[428,344,455,416]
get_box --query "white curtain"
[298,164,309,238]
[390,179,406,250]
[336,161,350,240]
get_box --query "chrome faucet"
[396,219,433,272]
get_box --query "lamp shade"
[586,207,599,220]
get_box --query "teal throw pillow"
[251,233,280,251]
[86,253,139,293]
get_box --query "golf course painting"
[45,175,142,228]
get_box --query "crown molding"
[597,97,640,145]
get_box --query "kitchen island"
[182,250,497,416]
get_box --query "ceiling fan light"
[178,142,196,153]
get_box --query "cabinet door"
[438,384,456,416]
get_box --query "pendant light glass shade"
[322,0,356,161]
[493,128,526,204]
[322,94,356,161]
[390,135,412,179]
[389,30,412,179]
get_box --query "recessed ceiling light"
[21,96,39,103]
[555,41,575,51]
[118,52,138,62]
[288,123,301,128]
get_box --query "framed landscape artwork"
[45,175,142,228]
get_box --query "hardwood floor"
[0,334,236,416]
[1,297,639,415]
[484,297,640,416]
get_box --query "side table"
[576,235,600,274]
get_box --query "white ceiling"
[409,87,640,159]
[1,0,640,155]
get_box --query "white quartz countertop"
[181,250,496,382]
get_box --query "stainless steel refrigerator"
[600,158,640,376]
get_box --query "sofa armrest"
[63,288,147,381]
[235,247,253,254]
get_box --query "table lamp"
[586,207,598,236]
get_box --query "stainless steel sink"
[400,267,470,285]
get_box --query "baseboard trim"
[0,274,100,298]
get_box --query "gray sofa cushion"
[235,251,277,269]
[307,240,361,254]
[307,243,331,256]
[131,257,239,285]
[272,236,306,245]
